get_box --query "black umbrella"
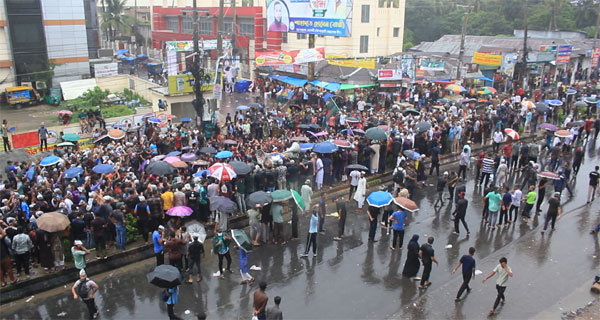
[248,103,263,109]
[307,123,320,130]
[575,100,588,108]
[147,264,182,288]
[571,120,585,126]
[297,124,311,129]
[246,191,273,208]
[209,196,238,213]
[346,164,369,171]
[403,109,420,116]
[228,160,252,175]
[145,161,177,175]
[199,146,217,155]
[535,102,550,114]
[414,121,431,133]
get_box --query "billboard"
[168,73,215,95]
[592,48,600,69]
[472,52,502,66]
[255,48,325,66]
[165,40,231,52]
[556,45,572,64]
[266,0,352,36]
[326,54,375,69]
[94,63,119,77]
[377,69,402,81]
[419,60,445,71]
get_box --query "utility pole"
[308,34,315,80]
[192,0,205,126]
[594,4,600,47]
[232,0,237,54]
[456,3,472,80]
[217,0,225,57]
[522,0,529,90]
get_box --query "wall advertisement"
[255,48,325,66]
[168,73,215,95]
[266,0,352,36]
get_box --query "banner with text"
[266,0,352,36]
[255,48,325,66]
[472,52,502,66]
[592,48,600,69]
[556,45,572,64]
[168,73,215,95]
[165,40,231,52]
[326,54,375,69]
[419,60,445,71]
[377,69,402,81]
[94,63,119,77]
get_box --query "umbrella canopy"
[236,105,249,111]
[57,142,75,147]
[504,128,519,140]
[402,109,421,116]
[393,196,419,212]
[63,167,84,179]
[300,143,314,151]
[185,222,207,243]
[535,103,550,114]
[367,191,393,208]
[199,146,217,155]
[181,153,198,162]
[271,189,292,202]
[365,127,387,140]
[181,117,192,122]
[313,141,339,154]
[249,103,263,109]
[147,264,182,288]
[40,155,61,167]
[163,156,181,163]
[107,129,125,140]
[228,160,251,175]
[215,150,233,159]
[145,161,177,175]
[403,150,417,158]
[332,139,351,148]
[414,121,431,133]
[166,206,193,217]
[231,229,253,253]
[477,86,496,95]
[62,133,81,142]
[246,191,273,208]
[223,139,238,145]
[521,100,535,109]
[446,84,466,93]
[547,99,563,106]
[209,196,238,213]
[166,151,182,157]
[291,189,305,211]
[93,164,115,174]
[194,169,211,178]
[571,120,585,126]
[153,155,166,161]
[209,163,237,181]
[566,89,577,95]
[584,97,597,104]
[171,161,187,168]
[345,117,361,123]
[540,123,557,131]
[290,136,309,142]
[191,160,209,166]
[57,110,72,115]
[353,129,365,135]
[537,171,560,180]
[346,164,369,171]
[575,100,588,108]
[36,212,70,232]
[554,129,572,138]
[147,117,161,124]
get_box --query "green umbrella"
[365,127,387,141]
[271,189,292,202]
[231,229,253,253]
[62,133,81,142]
[291,189,305,211]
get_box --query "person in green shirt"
[271,203,286,245]
[71,240,91,271]
[522,185,537,221]
[483,187,503,229]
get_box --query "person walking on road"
[187,236,204,283]
[253,281,269,320]
[300,180,313,214]
[2,120,11,152]
[71,269,99,319]
[238,246,254,285]
[213,231,232,279]
[521,185,537,223]
[267,295,283,320]
[452,247,476,302]
[587,166,599,204]
[388,208,406,250]
[418,237,439,289]
[482,257,513,315]
[402,234,420,279]
[164,285,180,320]
[541,192,562,234]
[433,172,447,207]
[367,205,380,242]
[353,172,367,210]
[452,191,469,235]
[301,205,319,257]
[483,187,502,229]
[38,122,49,152]
[333,199,347,241]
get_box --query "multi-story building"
[0,0,99,90]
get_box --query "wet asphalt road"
[3,140,600,320]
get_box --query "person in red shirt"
[501,142,513,169]
[585,117,594,141]
[174,134,182,150]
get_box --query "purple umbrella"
[540,123,557,132]
[181,153,198,162]
[166,206,193,217]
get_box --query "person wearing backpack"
[71,269,99,319]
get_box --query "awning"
[268,74,307,87]
[340,83,377,90]
[310,80,341,92]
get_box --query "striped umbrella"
[209,163,237,181]
[504,128,519,140]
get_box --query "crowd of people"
[1,77,599,319]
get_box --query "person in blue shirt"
[452,247,476,301]
[152,225,165,266]
[388,209,407,250]
[164,285,179,319]
[301,204,319,257]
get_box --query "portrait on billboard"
[266,0,352,36]
[268,0,290,32]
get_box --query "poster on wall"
[592,48,600,69]
[326,54,376,69]
[400,55,415,80]
[255,48,325,66]
[165,40,231,52]
[94,63,119,77]
[501,53,518,78]
[556,45,572,64]
[168,74,215,95]
[419,60,445,71]
[266,0,352,36]
[472,52,502,66]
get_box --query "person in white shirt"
[357,100,365,111]
[348,170,361,200]
[492,129,504,152]
[353,172,367,210]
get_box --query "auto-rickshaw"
[4,86,42,109]
[45,87,62,105]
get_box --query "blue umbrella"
[194,169,211,178]
[215,150,233,159]
[166,151,182,157]
[64,167,84,179]
[313,141,338,154]
[366,191,393,208]
[236,105,249,111]
[181,117,192,122]
[40,155,61,167]
[115,49,128,55]
[566,89,577,95]
[148,117,161,124]
[300,143,314,151]
[547,99,563,106]
[26,167,34,180]
[93,164,115,174]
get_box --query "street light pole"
[192,0,205,127]
[522,0,529,90]
[456,4,471,80]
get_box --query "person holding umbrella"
[71,269,99,319]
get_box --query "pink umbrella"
[57,110,72,115]
[163,156,181,163]
[107,128,126,140]
[152,155,166,161]
[308,131,328,137]
[166,206,193,217]
[504,128,519,140]
[181,153,198,162]
[537,171,560,180]
[393,197,419,212]
[332,139,351,148]
[209,163,237,181]
[378,125,389,131]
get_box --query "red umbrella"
[554,129,572,138]
[393,197,419,212]
[504,128,519,140]
[209,163,237,181]
[537,171,560,180]
[332,139,351,148]
[107,129,126,140]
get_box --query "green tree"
[101,0,135,41]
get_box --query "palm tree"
[101,0,134,42]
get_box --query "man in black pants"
[419,237,439,289]
[483,257,513,315]
[367,205,379,242]
[333,199,347,241]
[452,247,476,301]
[72,269,99,319]
[452,191,469,235]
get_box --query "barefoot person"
[482,257,513,315]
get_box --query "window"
[166,16,179,33]
[242,0,254,6]
[297,33,307,40]
[377,27,380,37]
[223,18,234,34]
[393,27,400,38]
[182,17,194,34]
[378,0,399,8]
[282,32,288,43]
[361,4,369,23]
[239,18,254,36]
[360,35,368,53]
[198,19,212,35]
